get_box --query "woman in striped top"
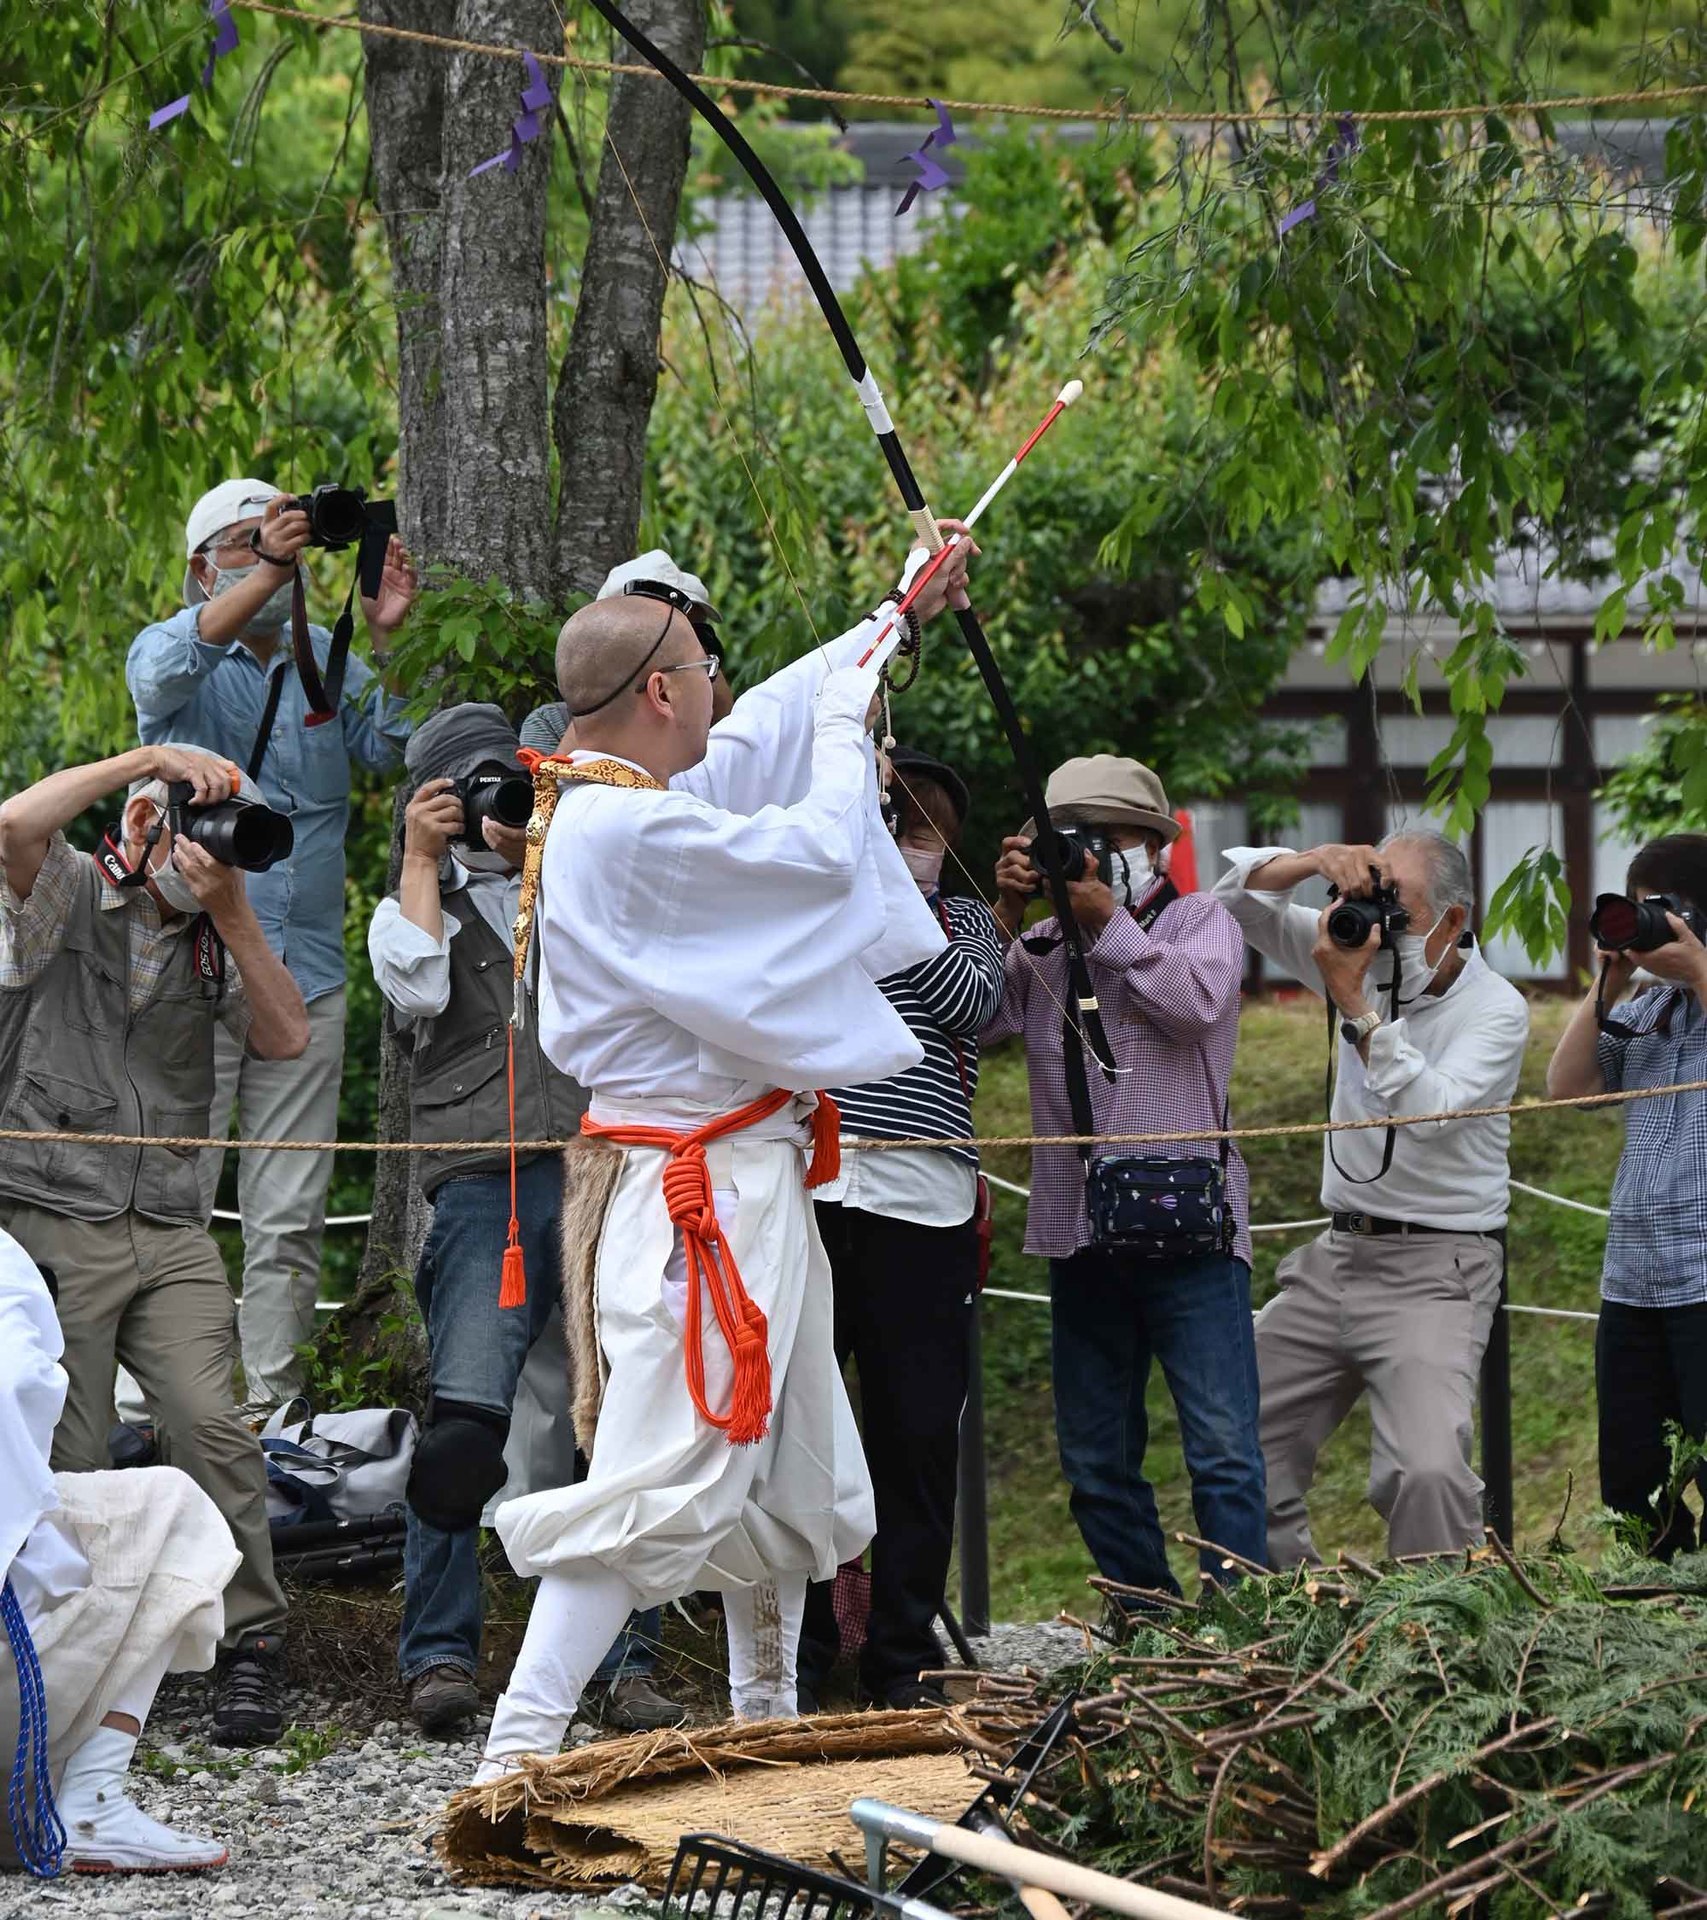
[798,746,1005,1710]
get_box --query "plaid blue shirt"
[1598,982,1707,1308]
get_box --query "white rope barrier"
[1509,1179,1612,1219]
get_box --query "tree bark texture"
[551,0,706,598]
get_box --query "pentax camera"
[1589,891,1707,954]
[1029,824,1116,888]
[281,483,373,552]
[454,771,533,845]
[167,781,294,873]
[1325,870,1411,949]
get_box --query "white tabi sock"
[59,1726,227,1873]
[476,1560,642,1783]
[723,1574,807,1721]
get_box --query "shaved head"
[555,597,693,719]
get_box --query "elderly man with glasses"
[125,480,418,1413]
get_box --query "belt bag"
[1085,1150,1233,1258]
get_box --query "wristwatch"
[1340,1008,1382,1045]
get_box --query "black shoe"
[796,1683,821,1716]
[407,1664,480,1737]
[882,1679,950,1711]
[211,1635,286,1748]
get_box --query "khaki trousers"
[1254,1226,1503,1565]
[0,1201,287,1648]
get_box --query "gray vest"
[0,857,225,1226]
[406,889,588,1198]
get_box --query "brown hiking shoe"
[407,1665,479,1737]
[598,1673,689,1731]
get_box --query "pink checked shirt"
[981,879,1251,1263]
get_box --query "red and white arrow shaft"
[857,378,1084,672]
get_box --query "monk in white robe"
[478,543,974,1775]
[0,1228,237,1874]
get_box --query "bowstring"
[602,113,1113,1069]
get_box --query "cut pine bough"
[859,380,1084,674]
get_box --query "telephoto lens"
[176,799,295,873]
[456,773,533,844]
[1589,891,1701,953]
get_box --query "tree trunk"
[551,0,706,597]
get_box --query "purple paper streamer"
[470,52,552,179]
[152,0,238,132]
[1278,114,1358,241]
[895,98,960,217]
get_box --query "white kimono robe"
[0,1229,238,1837]
[496,622,946,1602]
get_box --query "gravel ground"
[4,1622,1087,1920]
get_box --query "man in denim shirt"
[1548,832,1707,1558]
[127,479,417,1409]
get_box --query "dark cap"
[405,703,524,786]
[888,744,970,826]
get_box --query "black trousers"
[798,1201,977,1703]
[1596,1297,1707,1559]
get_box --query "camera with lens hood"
[1590,890,1707,954]
[454,772,533,846]
[1029,824,1116,888]
[1325,870,1411,949]
[166,782,294,873]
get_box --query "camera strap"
[192,912,227,986]
[1324,947,1400,1186]
[291,504,398,728]
[1048,877,1178,1163]
[97,824,152,890]
[246,662,288,781]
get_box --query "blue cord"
[3,1578,65,1878]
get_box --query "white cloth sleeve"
[1360,992,1530,1130]
[1212,846,1328,995]
[0,1228,68,1589]
[367,894,459,1023]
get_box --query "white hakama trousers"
[484,1131,874,1765]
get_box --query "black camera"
[1325,871,1411,949]
[454,772,533,845]
[283,483,373,551]
[167,781,294,874]
[1590,891,1707,954]
[1029,825,1116,887]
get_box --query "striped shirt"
[981,880,1250,1263]
[1598,983,1707,1308]
[827,893,1007,1170]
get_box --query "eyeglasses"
[652,656,720,685]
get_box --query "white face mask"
[210,561,295,631]
[458,845,513,876]
[1389,909,1449,993]
[900,842,944,894]
[1108,841,1152,908]
[149,840,203,915]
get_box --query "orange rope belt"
[581,1089,842,1445]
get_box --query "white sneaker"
[63,1791,229,1874]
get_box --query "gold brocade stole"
[510,754,666,1002]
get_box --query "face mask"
[1108,842,1152,908]
[1390,910,1449,993]
[210,562,295,631]
[900,843,944,894]
[148,838,203,915]
[459,846,513,876]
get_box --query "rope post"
[1480,1237,1515,1546]
[957,1297,992,1638]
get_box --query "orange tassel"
[805,1093,841,1189]
[499,1238,527,1310]
[726,1313,772,1446]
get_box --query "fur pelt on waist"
[559,1135,624,1454]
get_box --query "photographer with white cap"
[125,480,418,1411]
[519,550,730,754]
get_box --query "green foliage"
[387,573,560,725]
[1601,695,1707,842]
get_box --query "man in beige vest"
[0,742,309,1746]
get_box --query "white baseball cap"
[596,549,720,625]
[182,478,283,604]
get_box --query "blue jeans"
[1049,1248,1266,1601]
[398,1161,660,1683]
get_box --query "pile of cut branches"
[961,1542,1707,1917]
